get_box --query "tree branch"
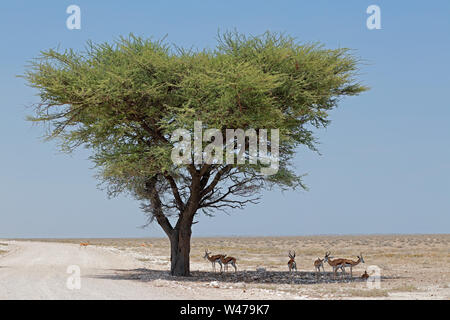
[144,176,174,237]
[200,165,232,198]
[163,173,185,212]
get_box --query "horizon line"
[2,232,449,240]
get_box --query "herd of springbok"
[80,241,368,279]
[311,251,366,279]
[203,250,238,272]
[204,248,369,279]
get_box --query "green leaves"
[24,31,367,197]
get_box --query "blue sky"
[0,1,448,238]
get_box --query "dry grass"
[390,284,418,292]
[345,289,389,297]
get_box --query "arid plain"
[1,234,449,299]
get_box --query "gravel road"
[0,240,188,299]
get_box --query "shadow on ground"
[89,268,402,285]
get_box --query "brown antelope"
[324,252,346,278]
[340,253,365,278]
[203,250,225,272]
[79,242,89,248]
[220,255,237,272]
[287,251,297,272]
[361,270,369,280]
[314,254,329,277]
[140,243,152,248]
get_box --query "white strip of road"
[0,240,186,300]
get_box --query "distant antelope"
[324,252,346,278]
[79,242,89,248]
[220,255,237,272]
[340,253,365,278]
[361,270,370,280]
[141,243,152,247]
[203,250,225,272]
[287,251,297,272]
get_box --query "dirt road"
[0,240,189,299]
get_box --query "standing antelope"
[203,250,225,272]
[287,251,297,272]
[340,253,365,278]
[80,242,89,248]
[324,252,346,278]
[314,254,329,277]
[220,255,238,272]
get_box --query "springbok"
[340,253,365,278]
[220,255,238,272]
[361,270,370,280]
[203,250,225,272]
[79,242,89,248]
[287,251,297,272]
[314,254,329,277]
[324,252,346,278]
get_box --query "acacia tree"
[24,32,367,276]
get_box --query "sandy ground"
[0,241,186,299]
[0,235,449,300]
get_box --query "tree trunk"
[169,223,192,276]
[150,171,200,277]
